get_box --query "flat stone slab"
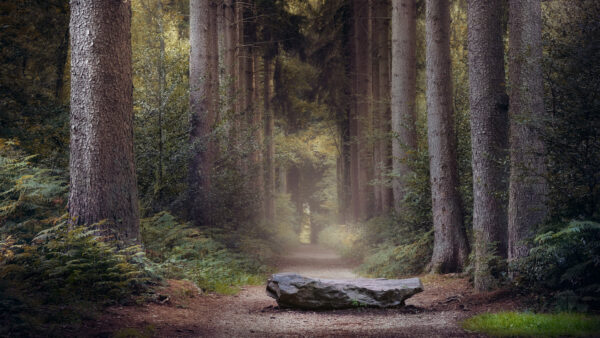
[266,273,423,310]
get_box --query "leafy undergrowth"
[462,312,600,337]
[0,219,152,336]
[318,216,433,278]
[141,211,271,294]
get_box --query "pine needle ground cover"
[462,312,600,337]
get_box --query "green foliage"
[465,237,508,291]
[0,139,67,241]
[542,0,600,222]
[131,1,190,213]
[0,219,151,335]
[357,229,433,278]
[462,312,600,337]
[513,220,600,311]
[140,212,269,294]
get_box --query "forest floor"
[69,244,523,337]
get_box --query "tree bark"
[223,0,236,115]
[426,0,469,273]
[391,0,418,214]
[377,0,392,213]
[68,0,140,243]
[371,0,382,215]
[189,0,218,225]
[507,0,548,263]
[467,0,509,291]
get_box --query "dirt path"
[75,244,520,337]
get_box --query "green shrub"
[0,219,151,335]
[462,312,600,337]
[357,230,433,278]
[140,212,269,294]
[0,139,67,241]
[513,220,600,311]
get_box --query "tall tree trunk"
[391,0,418,214]
[223,0,236,116]
[189,0,218,225]
[156,0,166,203]
[352,0,373,221]
[264,57,275,222]
[349,0,359,223]
[244,0,263,220]
[68,0,140,243]
[467,0,509,291]
[371,0,382,214]
[426,0,469,273]
[507,0,548,263]
[377,0,392,213]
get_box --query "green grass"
[462,311,600,337]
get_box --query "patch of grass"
[462,311,600,337]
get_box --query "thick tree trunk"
[391,0,418,214]
[426,0,469,273]
[352,0,373,221]
[189,0,218,225]
[507,0,548,263]
[467,0,509,291]
[68,0,140,243]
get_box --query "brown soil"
[66,244,522,337]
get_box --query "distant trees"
[391,0,417,214]
[467,0,509,290]
[68,0,140,243]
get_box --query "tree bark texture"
[467,0,509,291]
[68,0,140,243]
[507,0,548,262]
[189,0,218,225]
[426,0,469,273]
[391,0,418,214]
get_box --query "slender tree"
[507,0,548,262]
[467,0,509,291]
[377,0,392,213]
[426,0,470,273]
[189,0,219,225]
[351,0,373,221]
[68,0,140,243]
[371,0,391,214]
[391,0,418,213]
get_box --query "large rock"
[266,273,423,310]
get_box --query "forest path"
[274,243,357,279]
[79,244,519,337]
